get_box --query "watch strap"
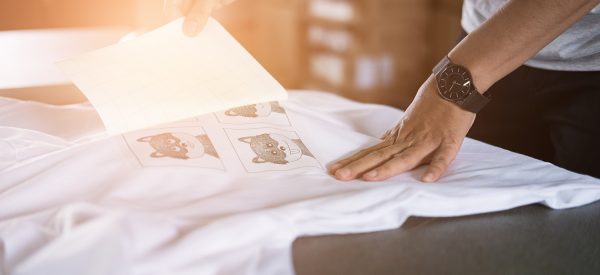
[432,56,450,75]
[462,89,491,113]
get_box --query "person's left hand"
[329,75,477,182]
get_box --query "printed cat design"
[137,132,219,160]
[225,102,285,118]
[238,133,314,164]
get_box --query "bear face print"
[224,102,286,118]
[238,133,314,164]
[224,128,322,172]
[137,132,219,160]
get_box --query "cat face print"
[238,133,312,164]
[225,102,285,118]
[137,132,218,160]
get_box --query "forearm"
[449,0,600,92]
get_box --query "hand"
[163,0,237,37]
[329,75,476,182]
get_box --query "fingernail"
[422,173,435,182]
[335,168,350,179]
[184,19,199,37]
[363,170,378,179]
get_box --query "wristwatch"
[432,56,490,113]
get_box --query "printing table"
[293,200,600,275]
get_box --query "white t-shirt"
[1,91,599,275]
[462,0,600,71]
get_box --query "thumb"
[183,0,217,37]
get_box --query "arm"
[452,0,600,92]
[330,0,600,182]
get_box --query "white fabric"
[1,91,599,275]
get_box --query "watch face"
[437,65,472,102]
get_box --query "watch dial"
[438,65,472,101]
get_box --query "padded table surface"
[293,200,600,275]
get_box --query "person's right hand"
[329,75,476,182]
[163,0,237,37]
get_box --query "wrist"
[448,48,496,94]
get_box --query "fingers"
[421,144,459,182]
[334,144,407,181]
[380,126,397,140]
[328,140,393,173]
[361,145,431,181]
[383,127,401,143]
[335,142,459,183]
[183,0,217,36]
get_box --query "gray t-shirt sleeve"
[461,0,600,71]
